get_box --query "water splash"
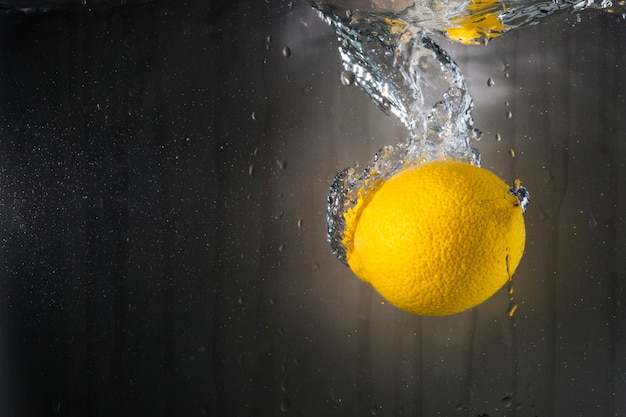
[318,4,482,264]
[317,0,618,263]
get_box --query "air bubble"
[340,70,356,86]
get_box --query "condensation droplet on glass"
[281,353,289,372]
[502,396,514,408]
[506,300,518,316]
[507,110,513,118]
[340,70,355,86]
[278,243,286,253]
[505,71,510,78]
[238,296,244,305]
[303,84,313,96]
[248,164,255,176]
[505,101,510,107]
[297,218,303,228]
[282,46,291,58]
[251,111,257,121]
[509,148,516,158]
[280,398,291,412]
[495,133,502,141]
[487,77,495,87]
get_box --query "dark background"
[0,1,625,416]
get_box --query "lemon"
[342,160,526,316]
[446,0,508,45]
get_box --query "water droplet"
[248,164,255,176]
[238,296,244,305]
[370,404,380,415]
[287,1,294,10]
[281,354,289,371]
[502,396,514,408]
[281,376,289,391]
[80,0,87,5]
[251,111,257,121]
[509,148,516,158]
[340,70,355,86]
[297,218,303,228]
[495,133,502,141]
[200,406,210,415]
[266,35,272,43]
[276,160,287,170]
[487,77,495,87]
[506,110,513,118]
[280,397,291,411]
[303,84,313,96]
[282,46,291,58]
[278,243,286,253]
[506,300,518,316]
[455,402,468,411]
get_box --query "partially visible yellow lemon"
[446,0,508,45]
[342,160,525,316]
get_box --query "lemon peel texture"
[342,160,526,316]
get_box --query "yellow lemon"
[342,160,526,316]
[446,0,508,45]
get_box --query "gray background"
[0,1,624,416]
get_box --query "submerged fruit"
[446,0,508,45]
[342,160,526,316]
